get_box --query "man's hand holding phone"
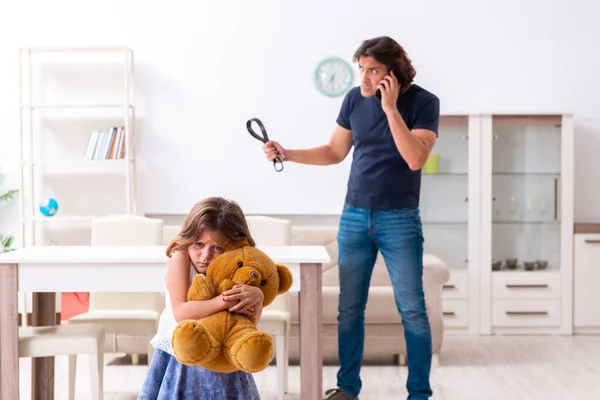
[378,70,400,115]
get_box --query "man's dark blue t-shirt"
[336,84,440,210]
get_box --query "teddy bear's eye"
[260,280,266,286]
[237,262,243,268]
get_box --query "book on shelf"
[85,126,126,160]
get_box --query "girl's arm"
[167,251,237,323]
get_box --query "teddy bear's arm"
[188,274,217,301]
[216,279,235,295]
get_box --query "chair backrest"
[246,215,291,312]
[162,224,182,246]
[246,216,291,246]
[92,214,163,246]
[89,214,164,311]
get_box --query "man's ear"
[277,264,293,294]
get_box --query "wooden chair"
[69,214,164,365]
[19,324,105,400]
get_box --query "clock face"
[314,57,354,97]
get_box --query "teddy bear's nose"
[250,271,259,280]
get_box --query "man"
[263,36,439,400]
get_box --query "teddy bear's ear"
[277,264,293,294]
[224,238,250,252]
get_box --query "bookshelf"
[18,46,138,247]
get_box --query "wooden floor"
[18,335,600,399]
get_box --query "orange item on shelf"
[60,292,89,322]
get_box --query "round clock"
[313,57,354,97]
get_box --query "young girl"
[139,197,265,400]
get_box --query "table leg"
[0,263,19,400]
[31,292,56,400]
[299,262,322,400]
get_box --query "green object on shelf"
[423,154,439,174]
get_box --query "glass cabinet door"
[489,115,563,273]
[420,115,477,272]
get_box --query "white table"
[0,245,329,400]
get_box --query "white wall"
[1,0,600,243]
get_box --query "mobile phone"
[376,67,396,100]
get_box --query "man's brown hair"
[353,36,416,94]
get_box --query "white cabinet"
[491,299,562,328]
[492,272,562,299]
[478,114,574,334]
[574,233,600,333]
[442,271,470,330]
[423,114,574,335]
[490,272,563,330]
[420,115,481,334]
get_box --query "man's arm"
[264,123,353,166]
[386,110,437,171]
[378,73,439,171]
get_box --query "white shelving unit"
[480,114,574,335]
[18,46,138,247]
[423,114,574,335]
[420,115,482,335]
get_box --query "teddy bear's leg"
[227,330,274,373]
[171,320,222,367]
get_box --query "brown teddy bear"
[171,238,293,373]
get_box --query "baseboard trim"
[574,327,600,335]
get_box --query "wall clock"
[313,57,354,97]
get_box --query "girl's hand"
[222,284,264,313]
[221,298,238,310]
[236,305,255,316]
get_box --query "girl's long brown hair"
[165,197,255,256]
[353,36,416,95]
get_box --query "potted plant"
[0,170,18,253]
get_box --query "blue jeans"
[336,204,432,399]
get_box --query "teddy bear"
[171,238,293,373]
